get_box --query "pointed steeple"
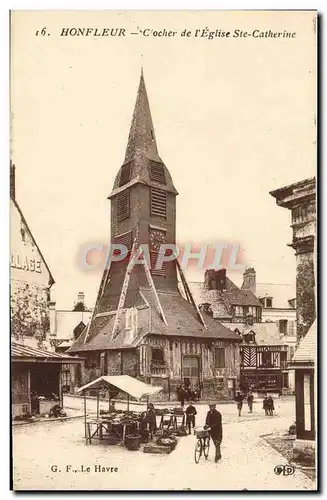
[124,69,161,164]
[109,71,178,197]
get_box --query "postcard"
[10,10,317,491]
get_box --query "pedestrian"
[263,393,269,416]
[267,395,275,416]
[235,391,243,417]
[147,403,157,439]
[185,401,197,435]
[180,386,186,408]
[176,385,181,403]
[205,403,223,463]
[247,391,254,413]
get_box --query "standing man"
[235,390,243,417]
[263,393,270,416]
[247,391,254,413]
[185,401,197,435]
[205,403,223,463]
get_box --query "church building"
[68,71,241,400]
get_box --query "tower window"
[117,190,130,221]
[119,162,132,187]
[149,160,166,184]
[150,252,168,276]
[115,230,132,251]
[150,188,167,218]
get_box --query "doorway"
[183,356,200,392]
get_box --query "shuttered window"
[115,231,132,251]
[117,190,130,221]
[214,348,225,368]
[149,160,166,184]
[119,162,132,187]
[150,251,168,276]
[150,188,167,218]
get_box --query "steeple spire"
[124,69,160,164]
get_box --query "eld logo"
[274,465,295,476]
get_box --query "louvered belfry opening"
[119,161,132,187]
[117,190,130,221]
[150,187,167,218]
[115,230,133,251]
[150,251,168,276]
[149,160,166,184]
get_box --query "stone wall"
[296,252,315,340]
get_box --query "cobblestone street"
[13,397,316,491]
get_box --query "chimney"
[10,161,16,200]
[242,267,256,294]
[77,292,85,305]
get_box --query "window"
[214,348,225,368]
[266,298,272,308]
[149,160,166,184]
[151,348,164,365]
[119,162,132,187]
[235,306,242,316]
[150,252,167,277]
[150,188,167,218]
[261,352,272,366]
[115,230,133,251]
[279,319,288,335]
[117,190,130,221]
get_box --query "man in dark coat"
[263,393,270,416]
[185,401,197,435]
[205,403,223,462]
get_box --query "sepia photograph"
[10,10,317,491]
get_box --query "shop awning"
[77,375,162,400]
[11,341,84,364]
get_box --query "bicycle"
[194,426,210,464]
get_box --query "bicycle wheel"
[194,439,202,464]
[204,436,210,459]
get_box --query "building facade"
[189,268,295,393]
[270,177,316,463]
[270,178,316,341]
[10,162,55,350]
[68,72,241,399]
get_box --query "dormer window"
[259,297,273,308]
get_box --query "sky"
[10,10,316,309]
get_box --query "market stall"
[78,375,162,448]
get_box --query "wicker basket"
[125,434,141,451]
[195,428,210,439]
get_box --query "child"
[185,401,197,435]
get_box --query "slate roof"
[68,287,240,354]
[109,71,177,198]
[188,278,262,319]
[292,320,316,364]
[225,323,287,346]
